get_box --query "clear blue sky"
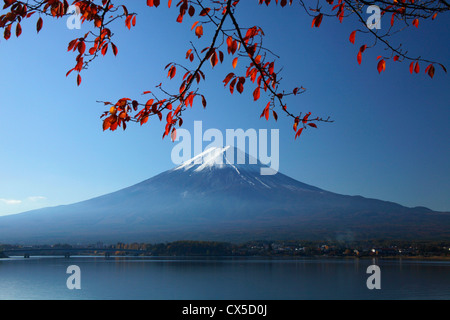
[0,1,449,216]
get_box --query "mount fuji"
[0,146,449,244]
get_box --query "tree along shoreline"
[2,240,450,260]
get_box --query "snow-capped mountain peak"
[174,145,262,174]
[0,145,448,244]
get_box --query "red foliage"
[0,0,447,140]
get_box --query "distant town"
[2,240,450,260]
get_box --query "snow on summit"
[175,146,263,174]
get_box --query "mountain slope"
[0,146,449,244]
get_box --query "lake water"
[0,256,449,300]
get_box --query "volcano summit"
[0,146,448,244]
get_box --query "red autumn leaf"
[302,112,311,124]
[146,99,154,108]
[226,36,233,54]
[171,128,177,142]
[78,41,86,55]
[268,62,275,75]
[409,62,415,74]
[4,24,11,40]
[94,17,102,28]
[231,40,238,55]
[260,102,270,121]
[210,50,219,68]
[36,17,43,33]
[253,87,261,101]
[66,68,75,77]
[425,64,435,78]
[349,30,356,44]
[111,43,118,56]
[312,14,323,28]
[168,65,176,79]
[223,73,235,86]
[414,61,420,74]
[229,78,237,94]
[188,5,195,17]
[295,128,304,140]
[103,116,113,131]
[377,59,386,74]
[199,8,211,16]
[140,115,149,125]
[68,39,78,52]
[132,100,139,111]
[110,120,119,131]
[16,23,22,37]
[101,43,108,56]
[195,25,203,38]
[191,21,199,31]
[236,81,244,94]
[201,95,207,108]
[232,57,238,69]
[166,111,173,123]
[125,15,132,29]
[356,45,366,65]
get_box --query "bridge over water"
[1,248,148,259]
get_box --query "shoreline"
[353,255,450,261]
[2,253,450,262]
[3,239,450,261]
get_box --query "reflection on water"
[0,256,449,300]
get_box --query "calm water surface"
[0,256,449,300]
